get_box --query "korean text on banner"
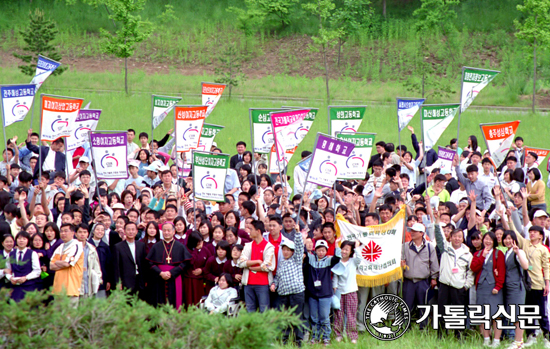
[251,109,283,154]
[1,85,36,127]
[461,67,499,113]
[202,83,226,118]
[271,109,310,161]
[152,95,181,130]
[336,133,376,180]
[269,145,296,174]
[40,96,83,141]
[328,106,366,137]
[66,109,101,151]
[282,107,318,137]
[193,152,229,202]
[90,132,128,180]
[306,134,355,188]
[175,106,207,152]
[524,147,550,168]
[335,208,405,287]
[397,98,425,132]
[480,121,520,168]
[437,146,456,173]
[421,104,460,152]
[197,124,224,152]
[31,56,61,92]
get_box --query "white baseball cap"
[315,240,329,250]
[281,239,296,250]
[534,210,549,219]
[79,156,90,163]
[411,223,426,233]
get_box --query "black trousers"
[437,283,467,335]
[525,289,550,338]
[279,291,305,346]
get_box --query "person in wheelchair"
[204,273,239,314]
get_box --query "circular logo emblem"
[364,294,411,341]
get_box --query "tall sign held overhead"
[66,109,101,151]
[175,106,207,152]
[202,82,226,118]
[335,132,376,180]
[1,84,36,127]
[306,133,355,188]
[193,151,229,202]
[90,131,129,179]
[40,95,84,142]
[151,95,181,130]
[479,120,521,168]
[328,106,366,137]
[31,55,61,92]
[421,104,460,152]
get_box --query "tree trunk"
[337,38,342,67]
[383,0,386,18]
[124,56,128,95]
[228,55,233,99]
[532,16,537,114]
[422,71,425,98]
[323,45,330,103]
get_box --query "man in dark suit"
[229,141,247,169]
[25,129,66,183]
[368,141,386,171]
[114,222,147,298]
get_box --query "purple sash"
[159,265,183,311]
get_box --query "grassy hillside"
[1,66,548,183]
[1,0,549,106]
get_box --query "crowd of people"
[1,125,550,349]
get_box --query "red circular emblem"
[361,241,382,262]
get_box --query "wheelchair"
[198,294,243,317]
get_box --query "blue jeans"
[244,285,270,313]
[309,296,332,342]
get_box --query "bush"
[0,289,300,349]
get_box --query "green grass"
[0,66,542,108]
[1,66,549,179]
[278,324,550,348]
[2,0,549,92]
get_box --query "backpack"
[513,254,533,292]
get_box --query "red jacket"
[471,249,505,291]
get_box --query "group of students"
[2,126,550,348]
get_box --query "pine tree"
[13,8,66,77]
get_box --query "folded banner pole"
[296,133,319,225]
[192,149,196,228]
[396,98,401,158]
[248,109,259,190]
[38,95,43,184]
[88,131,103,212]
[174,108,179,198]
[456,66,465,148]
[150,95,155,144]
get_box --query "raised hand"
[407,125,414,134]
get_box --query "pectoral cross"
[166,256,172,263]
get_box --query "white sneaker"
[489,341,501,348]
[505,342,523,349]
[544,338,550,349]
[524,335,537,347]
